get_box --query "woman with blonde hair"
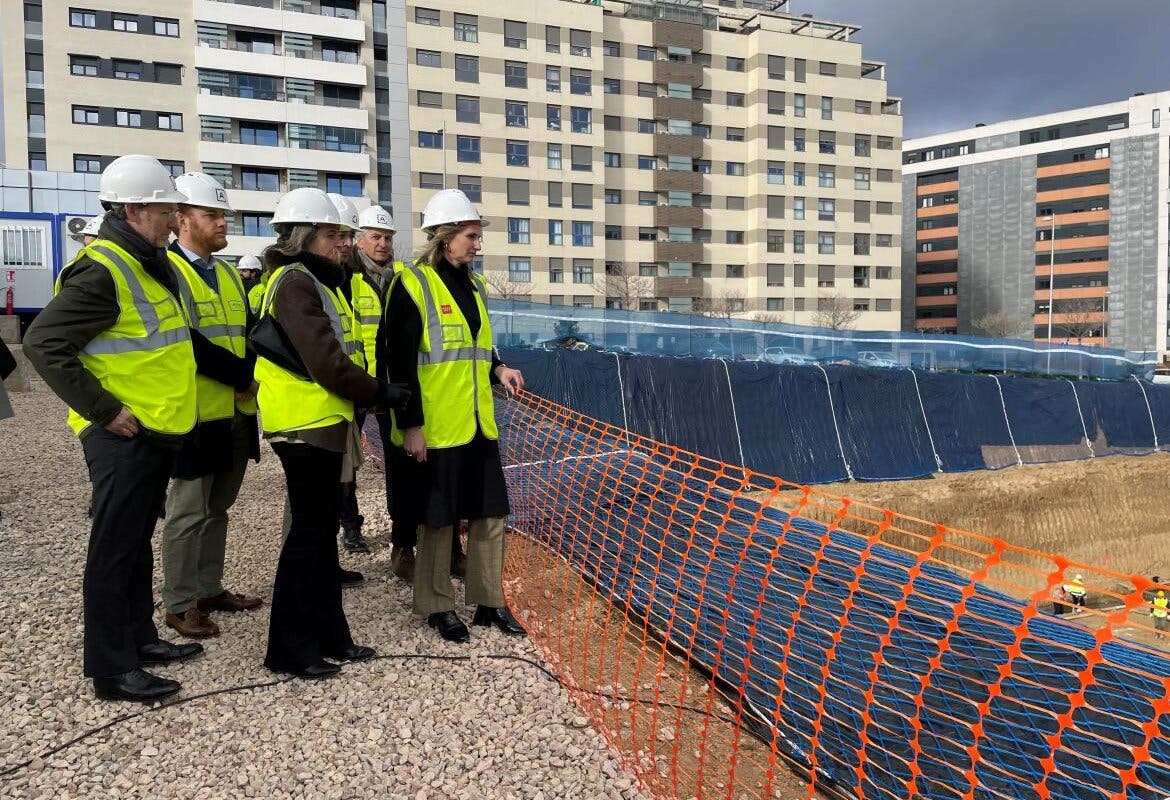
[380,189,525,642]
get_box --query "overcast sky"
[800,0,1170,138]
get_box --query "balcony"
[651,20,703,51]
[654,133,703,159]
[653,96,703,123]
[653,169,702,193]
[654,205,702,228]
[195,0,365,42]
[653,59,703,88]
[654,276,704,297]
[195,42,367,86]
[199,136,370,173]
[655,241,703,262]
[197,91,368,129]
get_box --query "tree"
[694,289,746,320]
[596,262,653,310]
[971,311,1031,340]
[483,269,529,301]
[811,294,861,331]
[1059,298,1106,343]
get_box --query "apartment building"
[403,0,904,322]
[901,91,1170,354]
[1,0,386,259]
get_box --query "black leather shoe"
[339,568,364,586]
[326,644,376,662]
[472,605,526,636]
[428,611,470,643]
[267,660,341,680]
[341,526,369,554]
[93,668,180,702]
[138,640,205,665]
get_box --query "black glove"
[374,381,412,413]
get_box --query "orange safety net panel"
[495,389,1170,800]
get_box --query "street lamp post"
[440,122,448,189]
[1044,213,1056,374]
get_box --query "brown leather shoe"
[391,547,416,583]
[197,590,263,613]
[165,608,220,639]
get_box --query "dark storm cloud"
[800,0,1170,138]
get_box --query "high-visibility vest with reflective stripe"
[1154,596,1168,618]
[254,264,363,436]
[167,251,255,420]
[1065,582,1086,598]
[54,252,86,296]
[389,264,497,449]
[65,240,197,437]
[351,271,382,378]
[248,282,266,315]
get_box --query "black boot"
[341,516,369,554]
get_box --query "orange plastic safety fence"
[495,389,1170,800]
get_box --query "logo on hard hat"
[216,189,227,202]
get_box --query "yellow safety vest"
[389,264,497,449]
[65,239,197,437]
[167,250,255,420]
[54,249,89,295]
[1065,582,1086,598]
[254,264,364,435]
[350,271,382,378]
[1153,597,1168,618]
[248,281,266,315]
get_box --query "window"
[506,140,529,167]
[507,218,531,244]
[548,182,563,207]
[726,264,744,279]
[453,12,477,41]
[818,166,835,188]
[767,231,785,254]
[72,105,99,125]
[876,266,893,279]
[547,144,562,169]
[508,257,531,282]
[154,18,179,36]
[547,105,562,131]
[766,298,784,312]
[113,60,141,80]
[604,152,621,168]
[504,20,527,48]
[326,174,362,195]
[455,55,478,82]
[854,168,871,190]
[793,164,805,186]
[767,54,785,79]
[637,118,655,134]
[726,92,745,108]
[157,113,182,131]
[570,147,591,173]
[70,9,96,27]
[604,225,622,240]
[241,168,280,192]
[726,56,744,72]
[726,231,744,244]
[638,227,656,240]
[570,69,591,95]
[604,78,620,94]
[416,130,442,150]
[877,136,894,150]
[417,90,442,108]
[637,192,656,207]
[455,95,480,123]
[818,198,835,221]
[546,220,564,245]
[819,132,836,155]
[818,265,835,288]
[853,234,870,256]
[727,127,745,142]
[877,201,893,214]
[416,49,441,67]
[855,134,871,157]
[70,55,99,76]
[819,61,836,76]
[767,162,785,185]
[504,61,527,88]
[604,115,622,132]
[115,109,142,128]
[768,91,785,115]
[419,172,443,190]
[726,162,745,176]
[875,236,893,249]
[111,13,138,31]
[637,156,657,171]
[572,221,593,246]
[457,135,480,162]
[603,40,620,57]
[794,130,806,151]
[667,82,692,100]
[793,197,805,220]
[854,100,872,115]
[604,189,621,204]
[569,29,590,57]
[635,45,657,62]
[545,66,561,92]
[693,160,711,175]
[572,259,594,283]
[570,107,591,133]
[74,154,103,173]
[876,168,894,182]
[240,213,273,236]
[415,7,440,25]
[818,233,835,255]
[793,94,806,117]
[549,258,564,282]
[458,175,481,202]
[505,101,528,127]
[821,96,833,120]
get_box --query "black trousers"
[338,413,366,532]
[266,442,353,671]
[81,429,173,677]
[386,435,424,551]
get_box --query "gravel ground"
[0,387,647,800]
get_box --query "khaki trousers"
[161,413,251,614]
[413,517,505,616]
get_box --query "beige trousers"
[413,517,506,615]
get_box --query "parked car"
[856,350,900,368]
[760,346,817,366]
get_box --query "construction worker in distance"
[1152,590,1168,640]
[22,154,202,702]
[1064,574,1087,614]
[245,255,270,315]
[237,253,263,295]
[381,188,526,643]
[160,171,263,640]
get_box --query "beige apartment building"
[403,0,903,322]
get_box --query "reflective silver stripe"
[267,265,350,351]
[200,323,246,340]
[408,266,445,356]
[82,327,191,355]
[83,244,191,356]
[418,346,494,366]
[359,314,380,326]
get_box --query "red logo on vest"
[441,304,452,314]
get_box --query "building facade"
[1,0,385,259]
[901,91,1170,354]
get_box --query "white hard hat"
[326,193,360,232]
[421,189,488,232]
[175,172,233,212]
[81,215,103,237]
[237,254,262,272]
[271,188,341,227]
[358,204,396,233]
[98,154,188,204]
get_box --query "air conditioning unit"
[65,216,90,236]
